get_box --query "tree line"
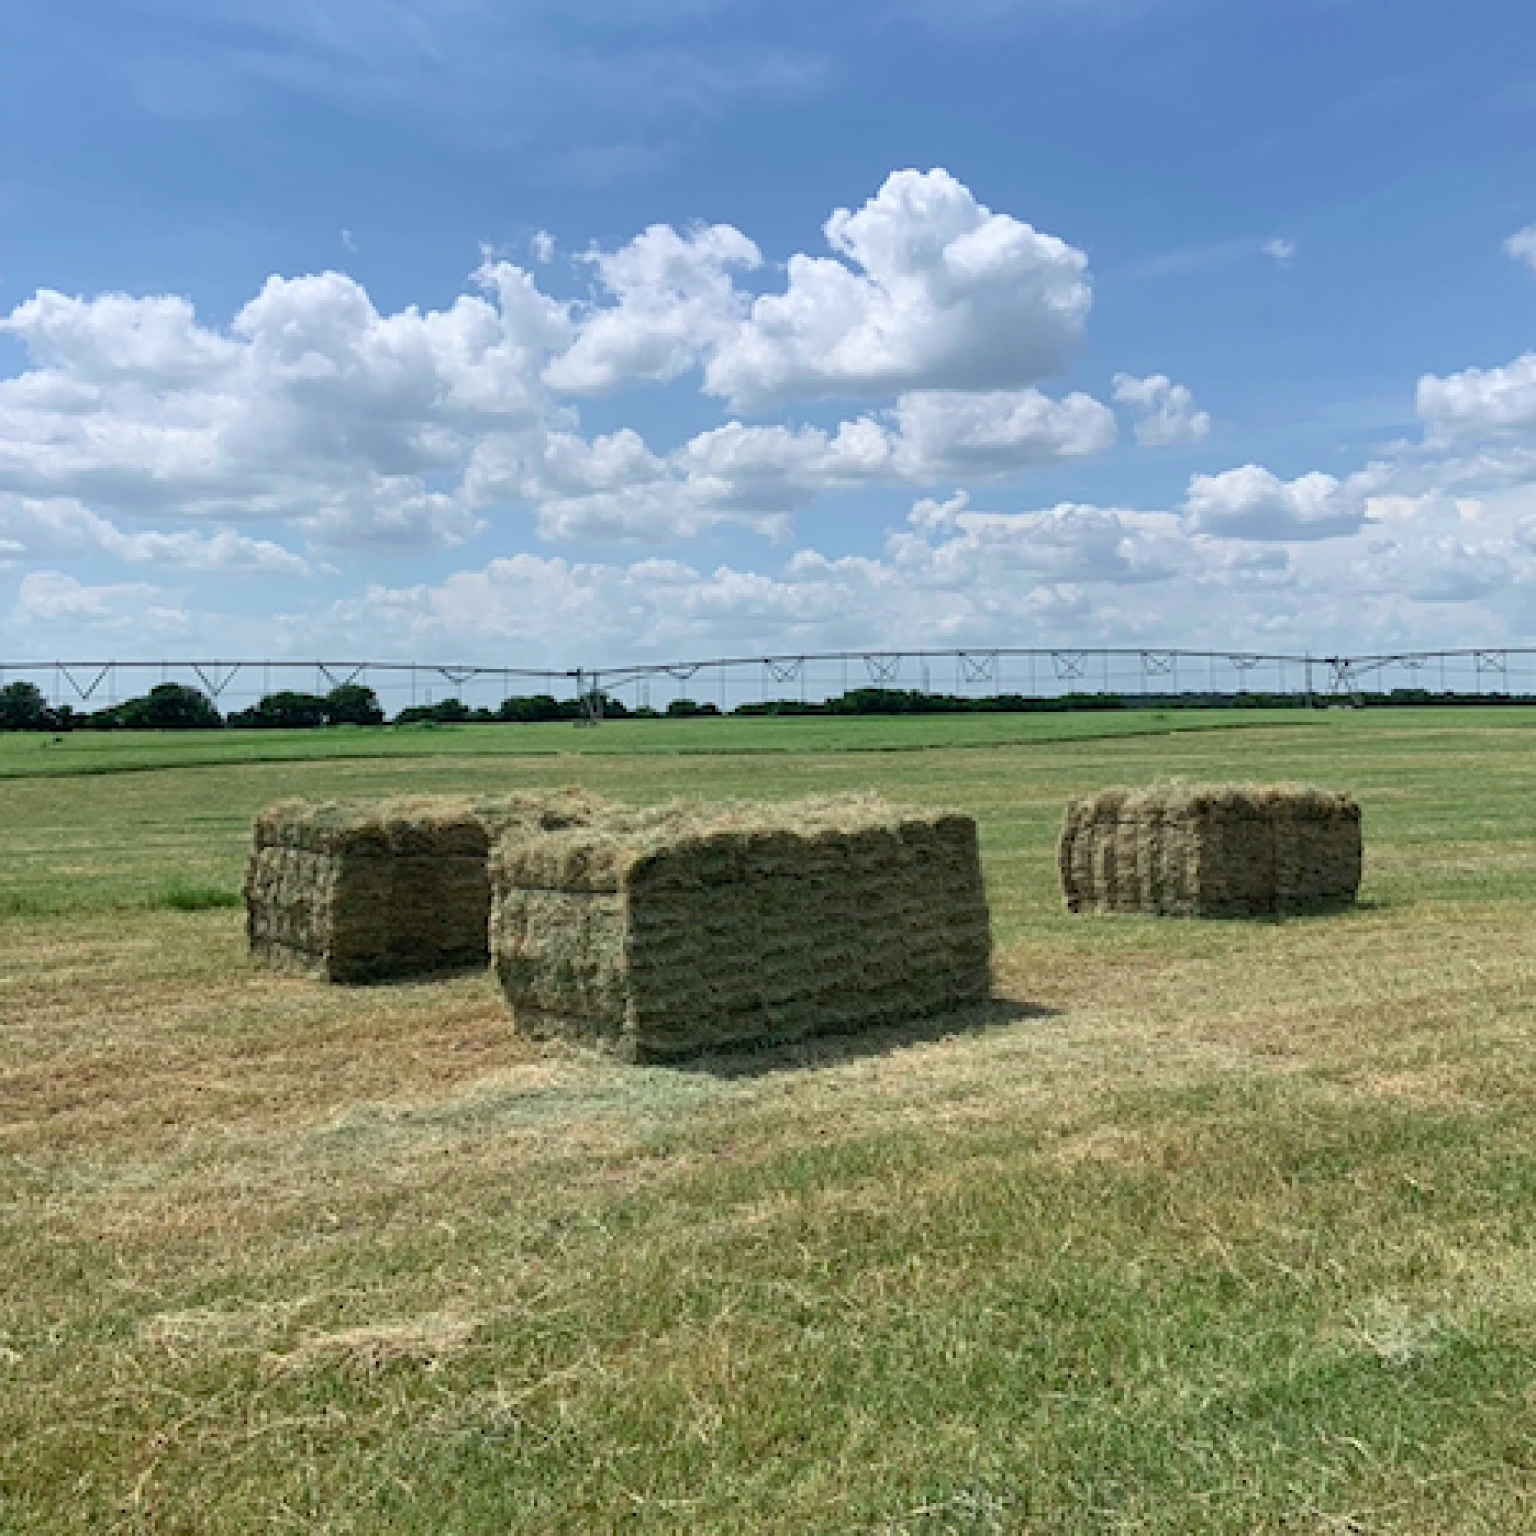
[0,677,1530,732]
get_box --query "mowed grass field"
[4,708,1536,1533]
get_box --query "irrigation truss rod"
[3,647,1535,698]
[1,648,1324,678]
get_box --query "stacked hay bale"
[1059,783,1361,919]
[490,794,993,1061]
[246,789,609,982]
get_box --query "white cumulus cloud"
[892,492,1184,587]
[0,263,570,550]
[0,170,1112,553]
[1183,465,1367,541]
[1112,373,1212,447]
[464,386,1116,542]
[544,223,762,394]
[1417,352,1536,438]
[701,168,1093,411]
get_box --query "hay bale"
[245,789,611,982]
[1059,783,1361,919]
[490,794,993,1061]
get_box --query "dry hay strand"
[1058,781,1362,920]
[267,1312,478,1377]
[245,788,615,983]
[489,792,994,1062]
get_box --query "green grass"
[5,708,1536,1532]
[0,708,1313,778]
[155,880,243,912]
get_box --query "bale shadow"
[668,997,1059,1080]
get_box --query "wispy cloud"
[1117,234,1297,283]
[1506,224,1536,273]
[888,0,1177,30]
[99,0,828,162]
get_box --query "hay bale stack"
[490,794,993,1061]
[245,789,611,982]
[1059,783,1361,919]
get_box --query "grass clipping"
[1059,782,1362,919]
[490,793,993,1062]
[245,789,609,983]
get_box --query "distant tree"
[0,680,52,731]
[324,683,385,726]
[498,694,562,722]
[665,698,721,717]
[229,691,328,729]
[116,683,223,730]
[497,693,588,722]
[394,697,472,725]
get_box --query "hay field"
[5,708,1536,1533]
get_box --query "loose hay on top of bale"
[245,788,612,983]
[1058,782,1362,920]
[490,793,993,1062]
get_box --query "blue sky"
[2,0,1535,667]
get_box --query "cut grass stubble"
[5,710,1536,1532]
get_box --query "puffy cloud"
[0,496,311,574]
[885,389,1116,475]
[1506,225,1536,274]
[4,290,239,386]
[282,495,1313,665]
[1183,465,1368,541]
[463,427,760,543]
[21,164,1536,661]
[1417,353,1536,438]
[1262,237,1297,266]
[463,386,1116,542]
[317,552,901,663]
[541,168,1096,414]
[1112,373,1211,447]
[0,171,1106,552]
[892,491,1183,586]
[22,476,1536,664]
[0,263,569,549]
[308,493,1536,664]
[543,223,761,394]
[702,169,1092,411]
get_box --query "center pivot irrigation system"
[4,646,1535,723]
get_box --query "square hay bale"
[490,794,993,1061]
[245,789,610,983]
[1058,783,1362,919]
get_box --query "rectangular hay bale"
[1058,783,1361,919]
[490,795,993,1061]
[245,789,610,983]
